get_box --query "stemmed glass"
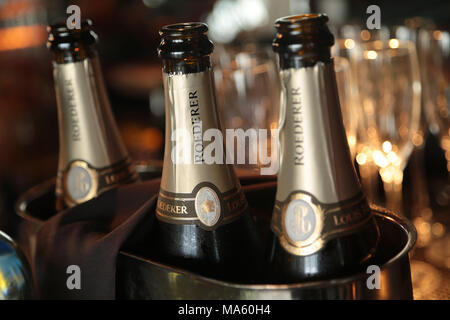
[334,56,359,159]
[351,39,422,213]
[418,28,450,174]
[213,44,280,176]
[333,30,385,204]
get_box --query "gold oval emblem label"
[195,187,221,227]
[285,199,316,242]
[65,160,98,204]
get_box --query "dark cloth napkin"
[31,175,276,300]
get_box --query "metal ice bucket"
[115,206,416,299]
[16,165,416,300]
[0,231,34,299]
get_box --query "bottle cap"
[47,19,97,51]
[158,22,214,60]
[273,14,334,68]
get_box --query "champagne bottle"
[148,22,263,283]
[268,14,380,282]
[48,20,138,211]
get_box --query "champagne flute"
[333,30,385,204]
[352,39,422,214]
[213,44,280,176]
[334,56,359,160]
[418,28,450,173]
[416,27,450,272]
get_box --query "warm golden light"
[387,151,397,164]
[398,125,409,137]
[364,50,377,60]
[373,150,389,168]
[344,38,355,49]
[0,0,35,20]
[433,30,443,41]
[363,99,375,115]
[379,167,393,183]
[361,146,371,154]
[414,217,432,247]
[367,127,378,139]
[0,273,6,294]
[373,40,383,50]
[0,24,47,51]
[347,135,356,150]
[382,141,392,153]
[441,136,450,150]
[360,30,370,41]
[392,153,401,167]
[379,165,403,188]
[431,222,445,237]
[394,169,403,185]
[356,152,367,165]
[388,38,400,49]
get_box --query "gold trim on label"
[158,192,195,201]
[321,215,372,240]
[155,209,198,221]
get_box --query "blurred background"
[0,0,450,299]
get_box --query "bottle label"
[271,191,372,256]
[56,157,137,207]
[272,61,373,256]
[54,57,134,208]
[158,69,246,230]
[54,58,130,169]
[156,183,247,230]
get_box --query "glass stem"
[380,165,404,215]
[359,161,380,205]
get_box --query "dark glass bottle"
[268,14,380,282]
[48,20,138,211]
[147,22,264,283]
[0,230,33,299]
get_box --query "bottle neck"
[162,56,211,74]
[157,66,247,230]
[277,48,331,69]
[48,20,98,64]
[54,55,136,208]
[160,66,239,194]
[271,59,373,257]
[276,59,362,204]
[54,55,129,169]
[52,44,97,64]
[273,14,334,70]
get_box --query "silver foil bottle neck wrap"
[0,231,33,300]
[276,61,362,203]
[272,61,372,256]
[53,57,135,207]
[157,69,247,230]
